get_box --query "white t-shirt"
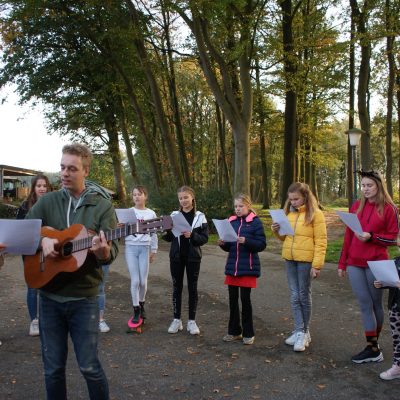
[124,207,158,253]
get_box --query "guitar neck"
[72,218,168,253]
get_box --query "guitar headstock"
[136,215,173,234]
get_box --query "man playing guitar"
[26,143,118,400]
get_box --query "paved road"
[0,243,398,399]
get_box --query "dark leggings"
[170,259,200,320]
[347,266,384,336]
[228,286,254,338]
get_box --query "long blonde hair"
[357,170,395,215]
[283,182,318,225]
[234,193,257,215]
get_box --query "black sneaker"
[139,301,146,320]
[351,345,384,364]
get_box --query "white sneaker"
[168,319,183,334]
[99,320,110,333]
[29,318,39,336]
[293,331,309,352]
[286,330,311,346]
[243,336,255,345]
[305,330,311,344]
[285,331,297,346]
[187,320,200,335]
[380,364,400,380]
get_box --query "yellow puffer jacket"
[275,205,327,269]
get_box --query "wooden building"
[0,165,40,201]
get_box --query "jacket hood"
[62,179,112,201]
[229,212,257,223]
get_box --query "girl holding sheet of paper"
[162,186,208,335]
[338,170,399,364]
[218,194,266,345]
[16,174,51,337]
[374,260,400,380]
[124,185,158,329]
[271,182,327,352]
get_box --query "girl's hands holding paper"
[374,280,382,289]
[356,232,372,242]
[271,222,280,232]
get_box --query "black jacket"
[163,211,208,262]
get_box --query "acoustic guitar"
[24,216,173,289]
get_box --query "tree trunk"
[348,3,356,208]
[161,6,191,185]
[102,102,127,202]
[117,97,139,185]
[125,0,184,186]
[385,0,394,196]
[255,58,269,208]
[215,102,232,192]
[280,0,298,207]
[396,69,400,205]
[350,0,371,170]
[231,121,250,195]
[174,3,254,195]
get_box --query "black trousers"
[170,259,201,320]
[228,285,254,338]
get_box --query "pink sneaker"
[380,364,400,380]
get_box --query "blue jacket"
[220,212,266,277]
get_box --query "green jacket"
[26,185,118,297]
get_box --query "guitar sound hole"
[62,242,73,257]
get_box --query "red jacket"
[338,200,399,271]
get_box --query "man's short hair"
[62,143,93,169]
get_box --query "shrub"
[149,187,232,233]
[0,202,18,218]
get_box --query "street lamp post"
[346,128,364,204]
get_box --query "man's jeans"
[39,294,109,400]
[285,260,312,332]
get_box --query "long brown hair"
[132,185,148,198]
[357,170,395,215]
[26,174,51,210]
[177,186,196,212]
[283,182,318,225]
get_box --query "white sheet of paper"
[269,209,295,236]
[171,212,192,237]
[0,219,42,255]
[115,209,138,224]
[367,260,400,287]
[212,219,238,242]
[336,211,363,235]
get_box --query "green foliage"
[148,187,232,230]
[88,154,115,192]
[326,198,349,208]
[196,187,233,221]
[325,238,343,264]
